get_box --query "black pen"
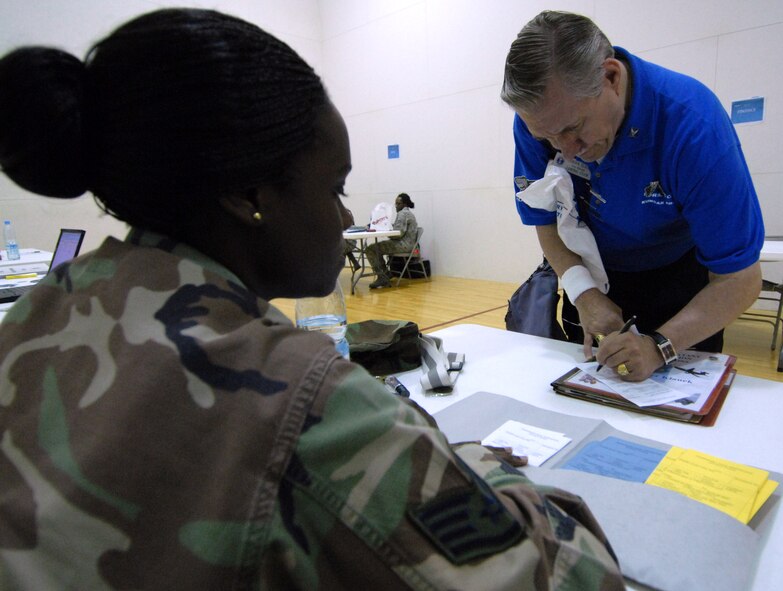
[596,315,637,372]
[384,375,410,398]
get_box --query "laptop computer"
[0,228,86,303]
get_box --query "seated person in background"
[366,192,419,289]
[0,9,623,589]
[341,203,360,271]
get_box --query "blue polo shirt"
[513,47,764,274]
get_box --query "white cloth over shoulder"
[517,158,609,294]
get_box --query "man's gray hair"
[500,11,614,113]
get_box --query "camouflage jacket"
[0,230,623,590]
[391,207,418,252]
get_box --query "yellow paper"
[646,446,776,524]
[748,479,779,522]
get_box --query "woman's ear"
[219,188,274,227]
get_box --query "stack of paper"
[481,420,571,466]
[551,350,737,424]
[646,447,779,524]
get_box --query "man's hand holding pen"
[594,316,665,382]
[572,289,624,359]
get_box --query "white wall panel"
[416,88,506,191]
[367,102,433,193]
[752,173,783,237]
[425,0,594,98]
[426,188,540,282]
[323,29,376,116]
[320,0,423,39]
[0,176,126,252]
[227,0,321,40]
[637,38,719,90]
[342,86,515,198]
[0,1,150,55]
[598,0,783,52]
[715,23,783,233]
[716,23,783,176]
[323,4,429,116]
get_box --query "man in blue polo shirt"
[501,11,764,381]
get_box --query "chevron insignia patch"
[408,476,525,564]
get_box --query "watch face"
[660,343,677,363]
[651,332,677,364]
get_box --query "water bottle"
[295,280,350,359]
[3,220,20,261]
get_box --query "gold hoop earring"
[253,212,262,221]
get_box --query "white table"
[342,229,400,293]
[0,248,52,268]
[761,238,783,262]
[759,238,783,370]
[0,248,53,320]
[396,324,783,591]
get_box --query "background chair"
[387,227,429,286]
[739,278,783,352]
[344,238,361,272]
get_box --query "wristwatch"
[649,331,678,365]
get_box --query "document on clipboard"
[551,351,736,425]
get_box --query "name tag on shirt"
[554,152,591,180]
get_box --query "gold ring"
[594,333,606,342]
[617,363,630,376]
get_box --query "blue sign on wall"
[731,97,764,124]
[387,144,400,159]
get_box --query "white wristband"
[561,265,598,303]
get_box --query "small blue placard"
[731,97,764,124]
[387,144,400,159]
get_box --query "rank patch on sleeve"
[408,476,525,564]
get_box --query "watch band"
[649,331,677,365]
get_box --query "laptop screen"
[49,229,85,272]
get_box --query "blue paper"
[387,144,400,159]
[561,436,666,482]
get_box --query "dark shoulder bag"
[346,320,422,375]
[505,258,568,341]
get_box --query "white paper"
[482,419,571,466]
[575,349,733,409]
[576,362,684,407]
[648,351,733,411]
[0,263,48,276]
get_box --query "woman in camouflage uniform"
[366,193,419,289]
[0,8,623,590]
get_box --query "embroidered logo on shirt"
[641,180,673,206]
[514,176,531,193]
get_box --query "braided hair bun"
[0,9,327,233]
[0,47,88,197]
